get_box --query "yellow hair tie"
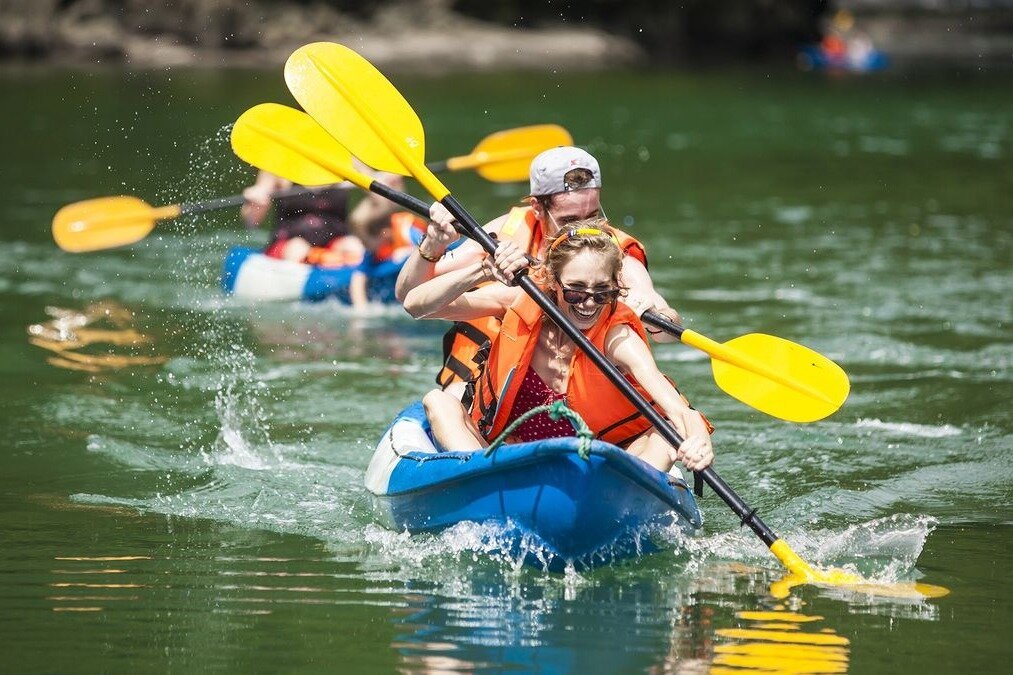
[547,227,621,253]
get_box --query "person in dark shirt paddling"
[240,170,404,268]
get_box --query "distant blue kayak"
[220,246,407,304]
[365,402,701,570]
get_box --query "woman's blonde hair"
[536,218,627,303]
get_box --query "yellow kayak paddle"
[641,311,850,423]
[282,41,948,600]
[52,123,568,253]
[426,124,572,182]
[231,103,431,217]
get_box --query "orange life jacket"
[471,294,670,447]
[374,212,426,263]
[436,206,648,389]
[304,239,364,268]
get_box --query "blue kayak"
[365,402,701,570]
[220,246,407,303]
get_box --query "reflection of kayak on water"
[365,402,701,571]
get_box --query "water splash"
[855,418,962,438]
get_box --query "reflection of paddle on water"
[714,609,850,673]
[27,301,166,372]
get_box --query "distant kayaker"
[240,170,403,268]
[403,223,713,474]
[394,147,683,396]
[347,210,428,309]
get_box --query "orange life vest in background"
[436,206,648,389]
[471,294,671,447]
[375,212,426,263]
[304,238,364,268]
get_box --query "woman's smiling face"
[552,250,617,330]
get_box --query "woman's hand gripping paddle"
[284,41,948,600]
[642,311,850,423]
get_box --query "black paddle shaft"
[177,183,431,221]
[441,194,780,547]
[368,181,432,216]
[642,310,685,339]
[178,186,324,217]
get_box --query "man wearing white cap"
[395,146,682,393]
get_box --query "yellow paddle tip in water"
[769,571,951,601]
[768,539,950,600]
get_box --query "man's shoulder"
[483,212,511,232]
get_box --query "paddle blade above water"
[285,42,425,177]
[456,124,574,182]
[709,333,850,423]
[231,103,357,187]
[52,196,174,253]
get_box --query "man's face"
[532,188,602,233]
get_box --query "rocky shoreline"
[3,0,1010,71]
[0,0,644,71]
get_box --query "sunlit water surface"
[1,66,1010,672]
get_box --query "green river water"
[0,65,1010,673]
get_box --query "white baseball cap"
[529,146,602,197]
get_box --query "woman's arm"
[605,324,713,469]
[394,209,509,302]
[403,239,530,320]
[403,260,518,321]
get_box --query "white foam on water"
[855,418,962,438]
[772,205,812,225]
[675,513,938,583]
[684,286,823,305]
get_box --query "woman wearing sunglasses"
[403,221,713,474]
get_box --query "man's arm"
[621,256,681,343]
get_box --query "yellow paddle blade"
[231,103,368,189]
[446,124,574,182]
[768,540,950,600]
[684,330,850,423]
[285,42,425,179]
[52,196,179,253]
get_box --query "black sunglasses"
[560,286,621,306]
